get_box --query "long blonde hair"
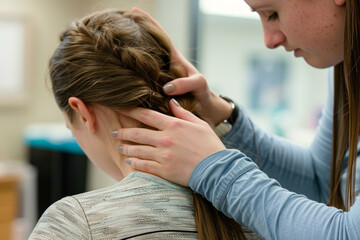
[49,10,246,240]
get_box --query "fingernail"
[125,158,132,165]
[163,84,175,94]
[171,98,181,107]
[117,145,124,153]
[110,130,118,137]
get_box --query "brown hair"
[49,10,246,239]
[330,0,360,211]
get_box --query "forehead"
[244,0,283,10]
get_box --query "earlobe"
[68,97,96,133]
[334,0,345,6]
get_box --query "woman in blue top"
[112,2,359,239]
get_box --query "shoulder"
[29,196,90,240]
[29,183,124,240]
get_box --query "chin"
[305,58,337,69]
[304,56,342,69]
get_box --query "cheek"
[284,2,324,42]
[288,10,315,42]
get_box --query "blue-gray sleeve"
[189,150,360,240]
[220,69,334,203]
[187,68,360,239]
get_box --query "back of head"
[49,9,246,240]
[50,9,196,120]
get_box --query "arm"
[29,197,90,240]
[190,149,360,240]
[115,71,333,194]
[221,69,334,202]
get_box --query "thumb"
[169,99,203,124]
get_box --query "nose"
[263,27,286,49]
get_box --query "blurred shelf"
[23,123,83,155]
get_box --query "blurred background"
[0,0,328,239]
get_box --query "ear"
[68,97,96,133]
[334,0,345,6]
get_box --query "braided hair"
[50,10,196,120]
[49,9,247,240]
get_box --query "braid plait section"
[50,9,246,240]
[51,10,197,117]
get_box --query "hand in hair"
[112,99,226,186]
[132,8,234,126]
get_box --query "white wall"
[198,14,329,144]
[0,0,191,190]
[0,0,329,190]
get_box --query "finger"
[117,108,174,130]
[172,51,198,75]
[131,8,188,69]
[169,99,204,124]
[132,8,167,33]
[126,157,163,177]
[163,73,208,96]
[114,128,162,146]
[120,144,157,160]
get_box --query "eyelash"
[267,12,278,21]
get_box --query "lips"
[285,47,302,57]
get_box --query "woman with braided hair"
[29,9,256,240]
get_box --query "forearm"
[222,69,334,201]
[189,150,360,240]
[222,106,327,201]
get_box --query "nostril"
[265,41,277,49]
[264,31,285,49]
[272,43,281,49]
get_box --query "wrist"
[215,96,238,136]
[210,94,234,125]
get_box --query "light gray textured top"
[29,172,198,240]
[29,171,260,240]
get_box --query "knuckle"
[130,130,141,142]
[169,120,184,129]
[139,108,151,120]
[142,161,150,172]
[197,73,206,83]
[198,73,205,80]
[160,151,173,162]
[133,148,142,157]
[159,135,174,147]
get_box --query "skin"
[116,100,225,186]
[113,2,346,186]
[248,0,346,68]
[64,97,135,181]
